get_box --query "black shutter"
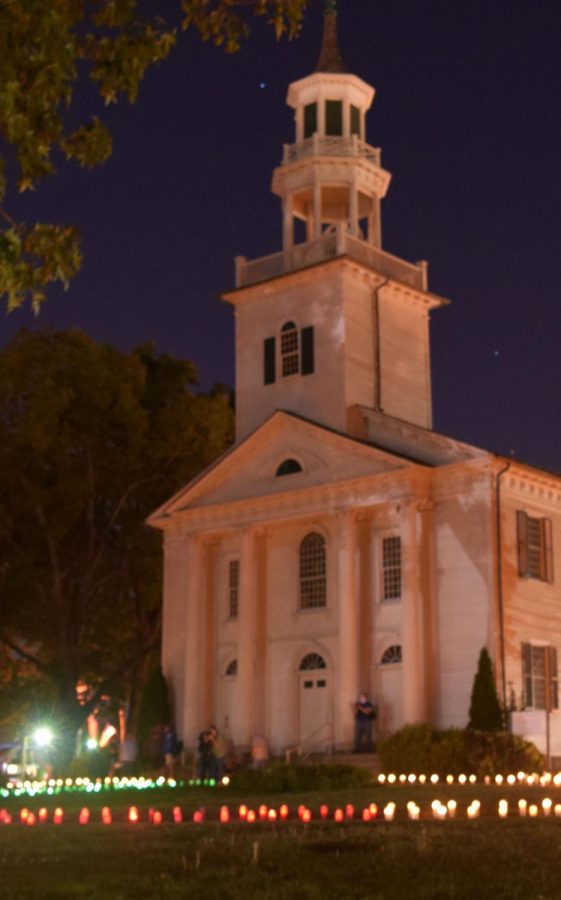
[544,518,554,584]
[522,642,532,707]
[549,646,559,709]
[301,326,314,375]
[264,337,276,385]
[517,510,529,577]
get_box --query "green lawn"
[2,782,561,898]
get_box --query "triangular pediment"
[148,411,425,525]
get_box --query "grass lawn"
[2,781,561,898]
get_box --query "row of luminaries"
[2,798,561,825]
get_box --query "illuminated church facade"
[149,7,561,758]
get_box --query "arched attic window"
[300,532,327,610]
[276,458,302,477]
[299,653,327,671]
[380,645,402,665]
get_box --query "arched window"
[225,659,238,677]
[276,458,302,477]
[299,653,327,671]
[300,532,326,609]
[380,645,402,665]
[281,321,299,377]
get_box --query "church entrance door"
[377,645,403,737]
[297,653,332,750]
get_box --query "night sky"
[3,0,561,472]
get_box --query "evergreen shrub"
[230,762,372,794]
[379,724,543,776]
[469,648,504,731]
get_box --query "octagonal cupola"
[272,0,391,250]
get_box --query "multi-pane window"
[522,643,558,710]
[517,511,553,582]
[382,536,402,601]
[299,653,327,671]
[299,532,327,609]
[228,559,239,619]
[281,321,299,376]
[263,325,314,384]
[381,645,402,665]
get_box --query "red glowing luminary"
[26,813,36,826]
[268,809,277,822]
[193,809,205,824]
[368,803,378,818]
[53,808,63,825]
[38,808,48,823]
[258,804,268,820]
[279,804,289,820]
[246,810,256,824]
[79,808,90,825]
[320,804,329,819]
[301,809,312,823]
[101,807,112,825]
[2,813,12,825]
[238,804,248,820]
[20,808,29,823]
[362,809,371,822]
[219,806,230,824]
[153,811,163,825]
[128,806,139,824]
[345,804,354,820]
[334,809,344,823]
[173,806,183,824]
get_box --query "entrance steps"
[301,751,381,775]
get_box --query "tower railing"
[282,133,381,166]
[235,226,427,291]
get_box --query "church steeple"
[271,10,390,251]
[315,0,346,73]
[226,7,447,444]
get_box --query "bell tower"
[273,1,390,252]
[225,2,447,443]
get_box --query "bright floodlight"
[33,727,53,748]
[86,738,98,751]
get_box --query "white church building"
[148,6,561,759]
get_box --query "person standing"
[354,693,376,752]
[209,725,225,781]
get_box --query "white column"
[313,177,322,241]
[349,177,359,237]
[236,527,257,748]
[337,511,359,748]
[282,194,294,251]
[162,533,189,736]
[182,534,204,747]
[401,501,424,722]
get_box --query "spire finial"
[316,0,346,73]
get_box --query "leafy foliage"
[0,0,307,311]
[379,723,544,777]
[468,647,504,731]
[0,329,234,755]
[230,761,372,794]
[136,665,172,762]
[182,0,307,52]
[0,0,176,311]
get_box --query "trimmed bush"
[469,648,504,731]
[379,724,543,776]
[230,762,372,794]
